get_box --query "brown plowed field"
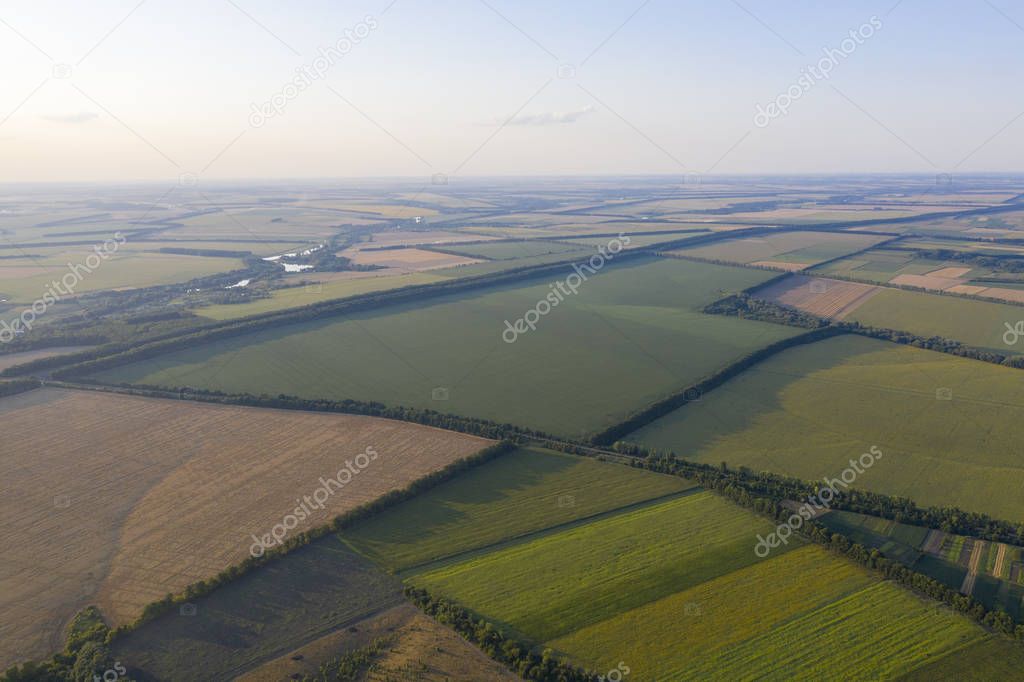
[0,388,491,668]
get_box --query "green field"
[343,447,693,572]
[845,287,1024,354]
[91,257,799,438]
[552,545,986,681]
[0,248,245,303]
[438,240,588,260]
[899,636,1024,681]
[673,230,886,265]
[410,491,789,642]
[193,271,446,320]
[630,334,1024,522]
[113,537,403,680]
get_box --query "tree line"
[405,587,603,681]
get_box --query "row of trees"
[589,326,841,445]
[405,587,603,681]
[702,292,1024,369]
[641,452,1024,640]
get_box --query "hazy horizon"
[4,0,1024,182]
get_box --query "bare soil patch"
[754,274,882,320]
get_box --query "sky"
[1,0,1023,182]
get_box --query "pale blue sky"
[2,0,1023,181]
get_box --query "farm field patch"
[113,538,404,681]
[672,230,888,268]
[550,545,984,681]
[753,274,882,319]
[342,246,482,271]
[846,287,1024,354]
[0,346,94,372]
[342,446,693,572]
[629,334,1024,522]
[409,491,787,642]
[91,257,800,438]
[193,271,446,320]
[0,387,488,668]
[0,249,245,303]
[438,239,589,260]
[237,603,518,682]
[898,636,1024,681]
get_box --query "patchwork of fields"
[0,387,489,668]
[343,447,694,573]
[90,257,800,438]
[629,334,1024,522]
[819,510,1024,620]
[671,230,888,269]
[377,458,998,680]
[10,181,1024,680]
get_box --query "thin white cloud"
[41,112,99,124]
[494,105,596,127]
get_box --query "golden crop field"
[0,387,490,668]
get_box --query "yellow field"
[0,388,490,668]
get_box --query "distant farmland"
[90,257,800,438]
[0,387,489,668]
[670,230,888,269]
[629,334,1024,522]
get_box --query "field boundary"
[589,326,845,445]
[391,487,703,577]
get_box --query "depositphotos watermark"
[249,446,379,557]
[0,232,126,344]
[502,233,631,343]
[249,16,378,127]
[754,16,882,128]
[754,446,883,558]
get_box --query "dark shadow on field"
[341,449,571,551]
[628,335,884,467]
[114,536,402,682]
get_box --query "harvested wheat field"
[0,387,490,668]
[753,274,882,319]
[238,603,519,681]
